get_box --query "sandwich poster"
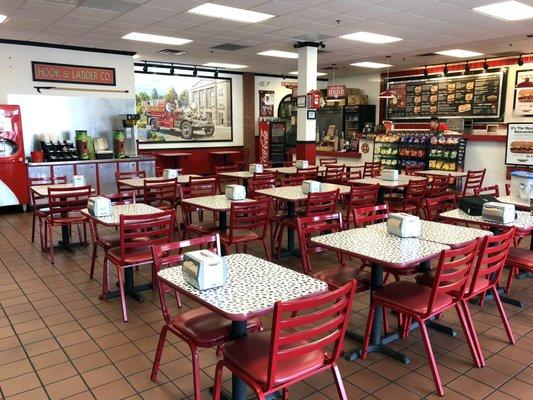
[506,123,533,166]
[514,70,533,116]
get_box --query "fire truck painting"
[135,73,232,143]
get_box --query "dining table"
[210,150,241,165]
[217,171,254,189]
[255,183,351,256]
[158,253,328,400]
[497,195,531,211]
[81,203,163,302]
[348,174,426,203]
[264,165,326,175]
[156,152,192,169]
[117,175,201,188]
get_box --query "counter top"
[316,150,361,158]
[27,156,155,166]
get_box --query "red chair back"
[467,228,514,295]
[404,165,424,176]
[105,192,136,205]
[426,240,479,317]
[404,178,429,207]
[119,211,174,264]
[29,175,68,206]
[296,212,344,274]
[462,169,486,196]
[296,166,319,180]
[228,199,271,242]
[189,176,217,196]
[505,183,511,196]
[345,184,379,228]
[267,281,356,390]
[215,165,239,192]
[324,165,345,183]
[214,164,239,173]
[143,178,178,208]
[253,172,276,181]
[248,176,277,199]
[474,185,499,197]
[151,234,221,323]
[305,189,339,216]
[115,170,146,192]
[342,170,362,184]
[424,194,456,221]
[47,185,92,221]
[353,204,388,228]
[363,162,381,178]
[319,157,337,166]
[427,175,450,198]
[280,175,304,187]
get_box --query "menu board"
[386,71,504,120]
[506,123,533,166]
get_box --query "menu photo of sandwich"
[458,104,471,113]
[510,141,533,154]
[466,81,474,90]
[518,88,533,103]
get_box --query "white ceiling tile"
[3,16,51,29]
[164,12,214,25]
[344,6,401,19]
[66,7,121,20]
[22,0,76,14]
[57,16,104,28]
[114,13,162,25]
[250,1,307,15]
[286,7,340,21]
[260,16,306,29]
[127,4,181,19]
[46,22,93,33]
[13,8,59,21]
[98,21,140,32]
[380,0,442,12]
[143,0,203,11]
[187,24,230,35]
[0,0,24,7]
[312,0,376,14]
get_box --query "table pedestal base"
[344,330,410,364]
[99,269,151,302]
[473,288,524,308]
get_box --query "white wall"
[332,72,381,121]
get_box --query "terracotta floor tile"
[4,387,50,400]
[447,375,493,400]
[45,375,89,400]
[140,382,185,400]
[71,351,111,374]
[499,378,533,400]
[345,368,390,394]
[91,378,136,400]
[31,348,70,370]
[1,372,42,397]
[81,364,123,389]
[37,361,79,385]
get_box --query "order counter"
[27,156,156,195]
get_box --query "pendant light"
[379,56,395,99]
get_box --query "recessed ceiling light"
[351,61,393,68]
[203,62,248,69]
[188,3,274,23]
[289,71,328,76]
[0,14,7,24]
[133,54,140,59]
[122,32,192,46]
[474,1,533,21]
[258,50,298,59]
[435,49,484,58]
[339,31,402,44]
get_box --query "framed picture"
[513,69,533,116]
[259,90,274,117]
[297,95,307,108]
[307,109,316,120]
[505,123,533,166]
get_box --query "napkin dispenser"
[163,169,179,179]
[72,175,86,186]
[182,250,227,291]
[387,213,421,238]
[381,169,399,181]
[302,180,322,194]
[249,163,263,174]
[87,196,112,217]
[294,160,308,169]
[482,202,516,224]
[225,184,246,200]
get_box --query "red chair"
[188,176,218,222]
[426,175,450,198]
[459,169,486,197]
[474,184,500,197]
[361,240,481,396]
[352,204,388,228]
[363,161,381,178]
[179,185,219,240]
[29,175,67,250]
[386,178,428,216]
[296,166,319,180]
[280,175,304,187]
[424,194,457,222]
[89,192,136,280]
[150,235,262,400]
[213,281,357,400]
[115,170,146,193]
[505,183,511,196]
[504,226,533,294]
[323,165,345,184]
[45,185,92,264]
[344,184,379,229]
[104,211,174,321]
[237,147,251,170]
[215,164,239,194]
[221,198,272,261]
[143,178,179,211]
[253,171,277,181]
[319,157,337,166]
[404,165,424,175]
[342,169,362,184]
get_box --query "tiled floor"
[0,209,532,400]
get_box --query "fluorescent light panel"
[351,62,392,68]
[203,62,248,69]
[122,32,192,46]
[188,3,274,23]
[340,31,402,44]
[0,14,7,23]
[435,49,484,58]
[474,1,533,21]
[258,50,298,59]
[289,71,328,76]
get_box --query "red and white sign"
[32,62,116,86]
[259,121,270,165]
[327,85,346,99]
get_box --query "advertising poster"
[135,73,232,145]
[514,70,533,116]
[259,90,274,117]
[506,123,533,166]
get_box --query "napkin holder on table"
[302,180,322,194]
[225,184,246,200]
[387,213,421,238]
[294,160,309,169]
[482,202,516,224]
[72,175,86,186]
[381,169,399,181]
[87,196,112,217]
[182,250,227,291]
[249,164,263,173]
[163,169,179,179]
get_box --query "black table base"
[99,268,152,302]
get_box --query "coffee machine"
[117,114,139,157]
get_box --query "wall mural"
[135,73,233,145]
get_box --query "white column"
[297,45,318,143]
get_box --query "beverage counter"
[27,157,156,195]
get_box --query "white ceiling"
[1,0,533,76]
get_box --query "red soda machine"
[0,105,28,208]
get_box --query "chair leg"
[101,257,109,300]
[190,344,203,400]
[150,325,168,381]
[459,300,485,367]
[416,316,444,396]
[31,214,36,243]
[382,308,390,335]
[48,222,54,265]
[331,363,348,400]
[116,267,128,322]
[455,303,483,368]
[261,239,271,262]
[505,266,516,294]
[282,387,289,400]
[275,222,285,258]
[361,303,377,360]
[491,286,516,345]
[90,243,98,279]
[213,361,224,400]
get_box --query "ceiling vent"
[210,43,250,51]
[40,0,84,4]
[157,49,187,56]
[292,33,334,41]
[490,51,518,58]
[415,52,437,57]
[80,0,140,12]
